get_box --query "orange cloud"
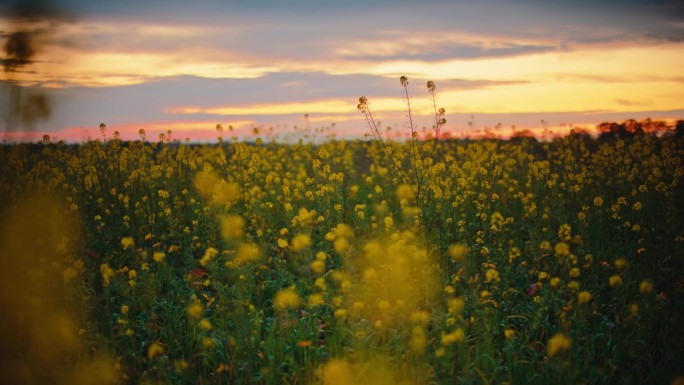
[22,50,277,87]
[371,43,681,81]
[167,96,443,117]
[168,100,353,115]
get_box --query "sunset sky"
[1,0,683,142]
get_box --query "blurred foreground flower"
[547,333,572,357]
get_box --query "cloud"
[7,0,684,89]
[0,0,76,22]
[3,0,683,141]
[333,33,557,61]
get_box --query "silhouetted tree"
[675,120,684,139]
[597,118,674,141]
[508,129,538,143]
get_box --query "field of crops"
[1,130,683,384]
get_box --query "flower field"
[1,130,683,384]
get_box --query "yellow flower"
[409,310,430,325]
[295,207,314,226]
[202,337,216,349]
[554,242,570,257]
[547,333,571,356]
[410,326,427,354]
[121,305,129,314]
[187,303,203,319]
[231,242,260,266]
[200,247,218,266]
[62,267,78,283]
[310,259,326,274]
[593,196,604,207]
[220,214,245,240]
[629,302,639,315]
[273,287,301,311]
[152,251,165,263]
[321,359,353,385]
[609,274,623,288]
[441,328,465,345]
[308,293,325,308]
[291,233,312,252]
[277,238,289,248]
[557,224,572,241]
[508,247,521,262]
[147,342,165,359]
[121,236,135,250]
[448,244,468,262]
[168,245,181,253]
[490,212,505,231]
[504,329,515,339]
[194,170,240,206]
[198,319,212,331]
[333,309,348,320]
[333,237,350,254]
[614,258,628,269]
[100,263,115,287]
[333,223,354,239]
[174,360,189,373]
[639,279,654,293]
[396,184,415,202]
[314,277,328,291]
[569,268,580,278]
[448,297,465,314]
[578,291,592,304]
[485,268,500,283]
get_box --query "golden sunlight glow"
[278,42,684,115]
[138,120,254,132]
[306,114,361,123]
[167,96,441,117]
[169,100,354,115]
[439,81,684,113]
[31,51,275,86]
[363,43,684,82]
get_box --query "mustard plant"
[358,76,446,233]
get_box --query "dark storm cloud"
[0,0,76,21]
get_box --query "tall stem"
[402,81,423,229]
